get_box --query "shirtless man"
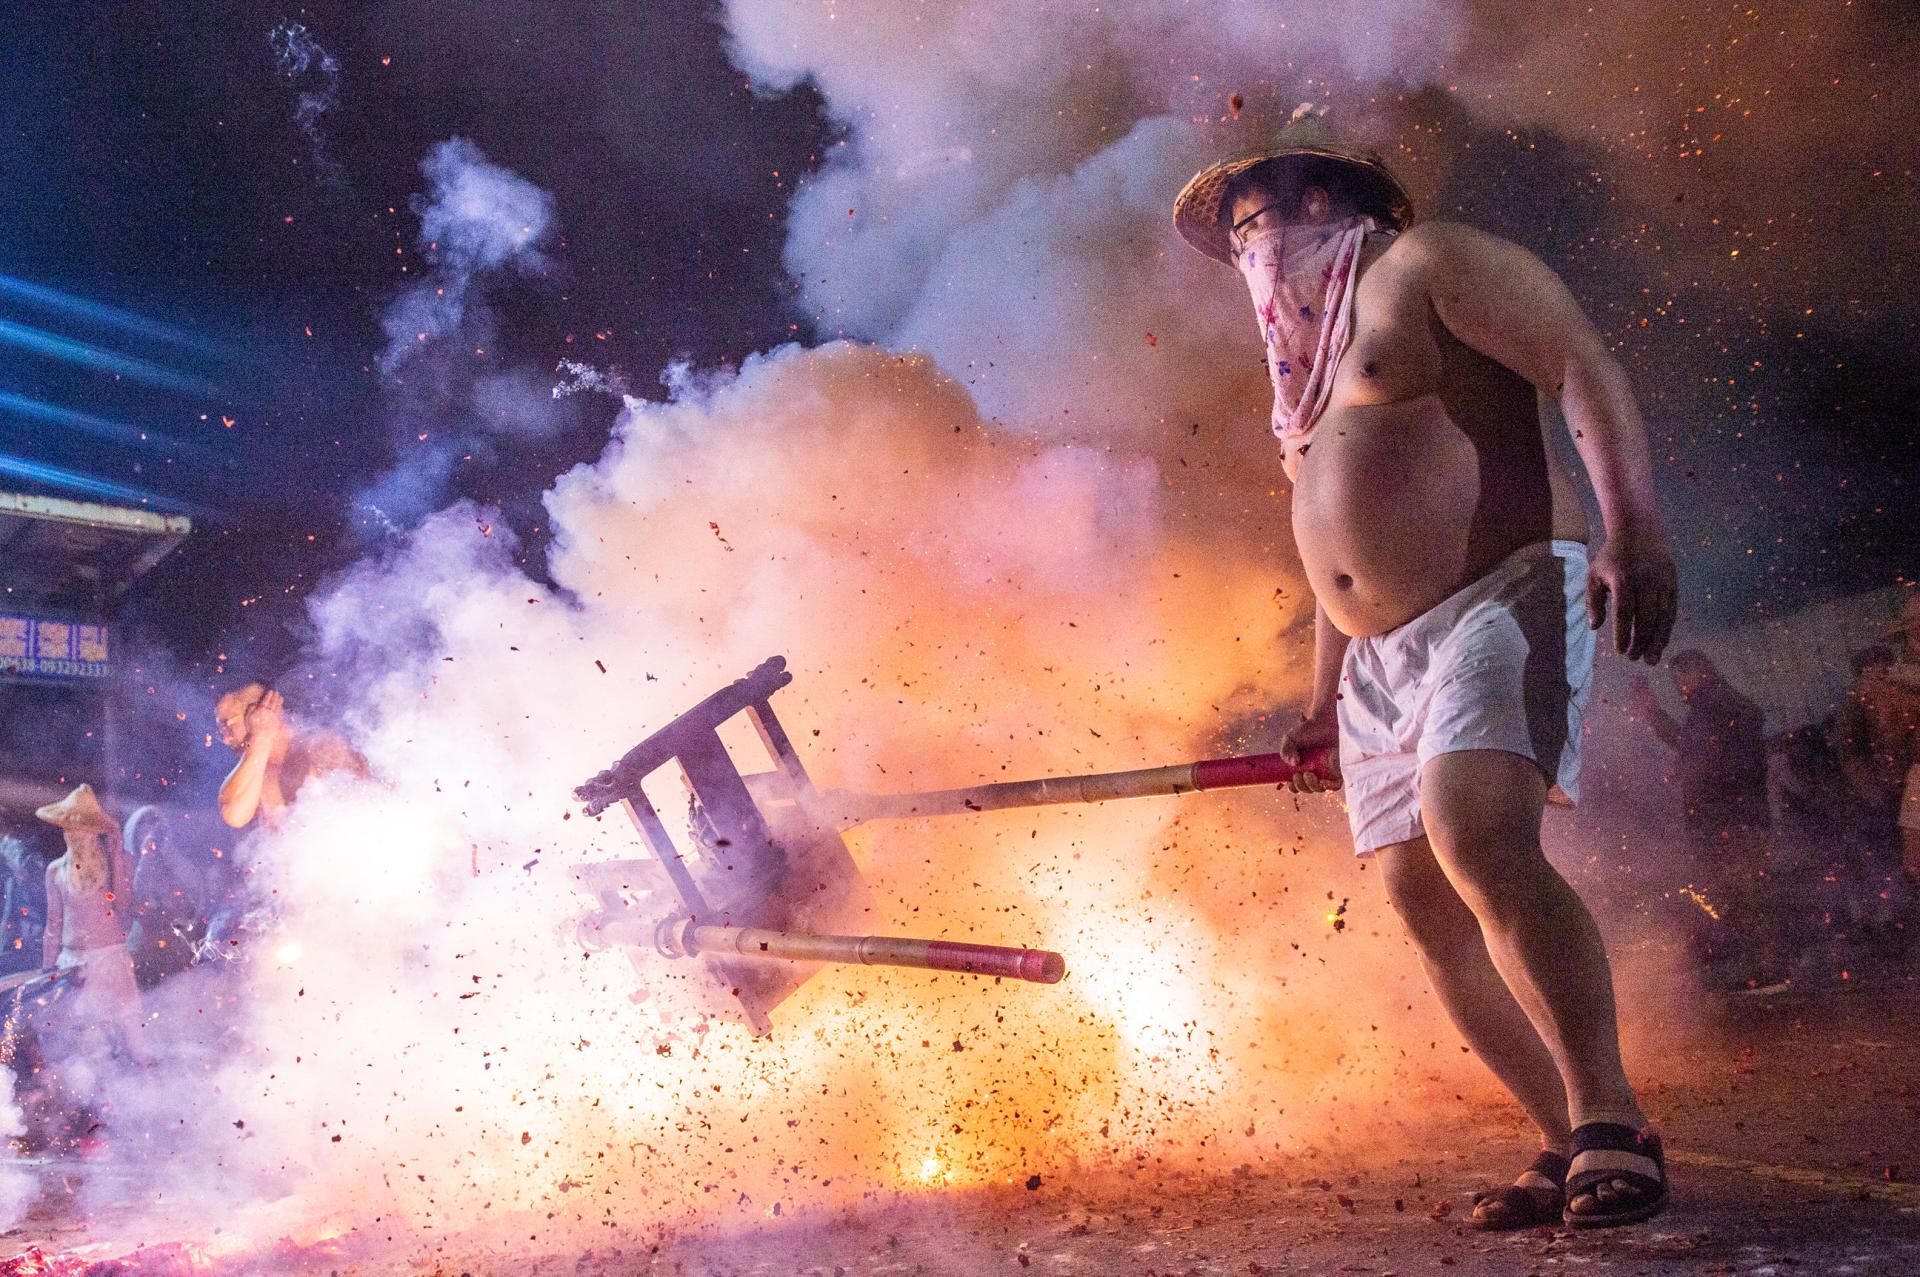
[1174,127,1677,1230]
[216,683,366,830]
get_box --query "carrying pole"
[820,747,1334,826]
[657,918,1066,984]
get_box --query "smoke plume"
[67,332,1456,1265]
[267,21,345,189]
[364,139,573,526]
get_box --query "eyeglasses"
[1230,201,1287,246]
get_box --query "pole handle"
[1190,745,1336,790]
[921,940,1066,984]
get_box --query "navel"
[1334,573,1354,590]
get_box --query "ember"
[1678,885,1724,921]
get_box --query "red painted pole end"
[1190,747,1335,791]
[925,941,1067,984]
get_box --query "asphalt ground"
[566,977,1920,1277]
[3,976,1916,1275]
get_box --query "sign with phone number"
[0,614,110,681]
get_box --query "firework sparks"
[1679,884,1723,920]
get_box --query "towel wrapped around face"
[1233,215,1384,467]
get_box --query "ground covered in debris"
[586,979,1920,1277]
[5,978,1917,1276]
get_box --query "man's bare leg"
[1418,748,1656,1219]
[1377,835,1572,1146]
[1377,834,1573,1226]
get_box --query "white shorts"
[1336,540,1594,855]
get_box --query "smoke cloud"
[378,138,556,378]
[69,336,1452,1264]
[364,139,572,527]
[267,21,345,189]
[727,0,1919,621]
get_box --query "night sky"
[2,1,829,670]
[3,0,1916,694]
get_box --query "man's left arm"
[1408,221,1678,664]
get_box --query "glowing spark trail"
[1679,885,1723,920]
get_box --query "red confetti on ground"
[3,1240,241,1276]
[0,1249,85,1277]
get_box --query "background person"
[1877,596,1920,882]
[37,784,151,1066]
[215,682,368,830]
[1631,651,1781,984]
[1630,650,1770,842]
[1833,645,1905,822]
[1831,643,1915,898]
[0,827,47,977]
[123,805,208,986]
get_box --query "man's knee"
[1378,838,1480,952]
[1420,750,1557,919]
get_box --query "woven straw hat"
[35,783,118,835]
[1172,117,1414,265]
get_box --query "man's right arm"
[1307,602,1350,724]
[1279,602,1349,790]
[218,738,273,828]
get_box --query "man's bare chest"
[1325,259,1447,410]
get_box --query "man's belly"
[1293,395,1588,637]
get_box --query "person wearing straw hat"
[37,783,152,1066]
[1175,115,1677,1229]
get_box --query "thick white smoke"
[725,0,1474,447]
[78,335,1448,1265]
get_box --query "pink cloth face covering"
[1233,215,1380,473]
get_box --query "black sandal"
[1470,1148,1570,1231]
[1563,1122,1668,1229]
